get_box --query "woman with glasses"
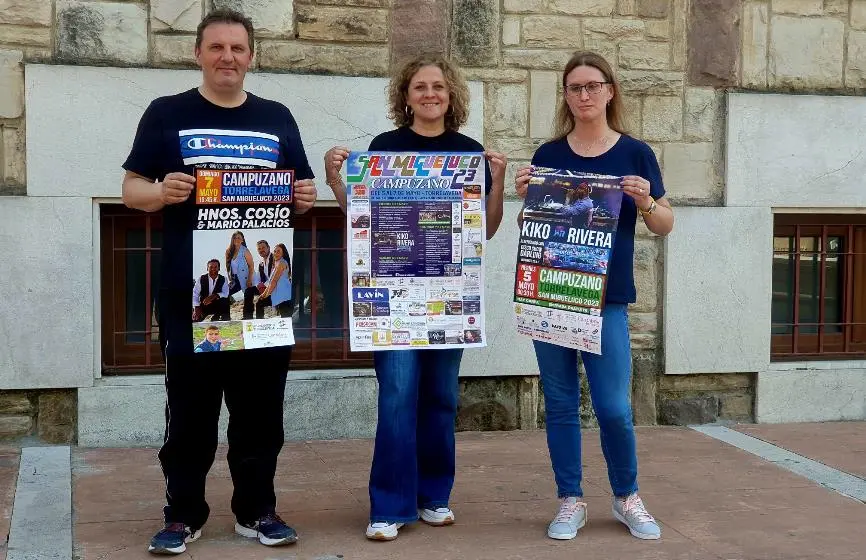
[515,51,674,541]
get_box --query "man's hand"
[160,172,196,205]
[202,294,217,305]
[294,179,317,214]
[257,282,266,294]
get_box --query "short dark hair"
[207,258,220,268]
[256,240,270,247]
[196,8,255,54]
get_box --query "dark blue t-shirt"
[531,135,665,304]
[368,127,492,194]
[122,88,313,355]
[123,88,314,293]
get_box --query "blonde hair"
[387,55,470,131]
[553,51,627,139]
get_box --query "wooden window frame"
[771,214,866,361]
[100,205,164,374]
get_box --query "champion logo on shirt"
[179,128,280,168]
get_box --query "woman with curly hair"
[323,55,506,541]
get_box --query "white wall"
[0,197,95,389]
[664,206,772,375]
[662,91,866,421]
[726,93,866,208]
[25,64,483,199]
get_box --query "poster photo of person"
[192,227,294,323]
[523,173,622,232]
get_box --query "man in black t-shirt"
[121,9,316,555]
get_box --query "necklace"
[569,131,612,152]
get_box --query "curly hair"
[552,51,627,139]
[386,55,470,131]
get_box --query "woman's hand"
[621,175,653,211]
[484,150,507,189]
[324,145,350,185]
[515,165,533,199]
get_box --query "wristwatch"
[639,197,657,217]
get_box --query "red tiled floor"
[734,421,866,479]
[0,447,20,560]
[71,428,866,560]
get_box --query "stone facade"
[2,0,865,442]
[0,390,77,444]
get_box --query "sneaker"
[365,521,404,541]
[147,522,201,555]
[235,512,298,546]
[612,494,661,540]
[547,497,587,540]
[419,506,455,526]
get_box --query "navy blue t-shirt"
[531,135,665,304]
[368,127,492,194]
[122,88,313,355]
[123,88,314,293]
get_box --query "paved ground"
[734,422,866,480]
[68,424,866,560]
[2,423,865,559]
[0,446,19,560]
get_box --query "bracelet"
[638,197,657,217]
[325,176,343,188]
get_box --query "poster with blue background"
[345,152,487,351]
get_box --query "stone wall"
[2,1,864,434]
[0,390,77,444]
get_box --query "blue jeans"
[369,348,463,523]
[533,303,638,498]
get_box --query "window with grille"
[771,214,866,360]
[99,204,371,374]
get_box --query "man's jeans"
[368,348,463,523]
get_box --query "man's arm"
[219,276,229,298]
[122,171,195,213]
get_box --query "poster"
[513,168,623,354]
[191,169,296,352]
[345,152,487,351]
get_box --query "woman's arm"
[264,262,286,297]
[484,150,507,239]
[244,250,254,287]
[642,196,674,236]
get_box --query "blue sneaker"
[147,522,201,555]
[612,494,661,540]
[235,512,298,546]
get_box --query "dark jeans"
[199,297,230,321]
[158,345,291,529]
[255,294,272,319]
[368,348,463,523]
[275,300,294,318]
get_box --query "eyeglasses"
[565,81,610,96]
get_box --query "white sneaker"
[547,497,587,540]
[419,507,455,526]
[613,494,661,540]
[365,521,404,541]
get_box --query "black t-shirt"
[123,88,314,293]
[368,127,492,194]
